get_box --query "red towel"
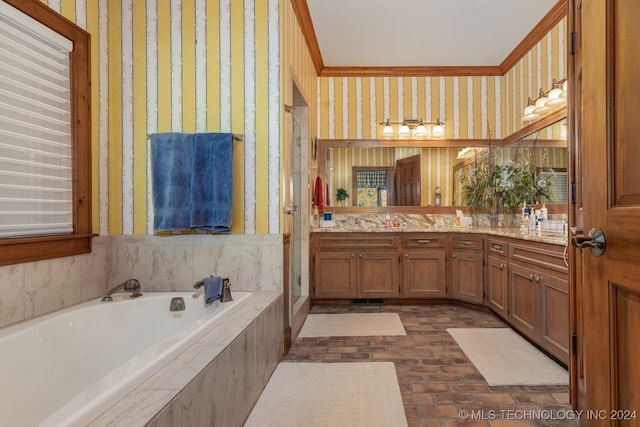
[325,183,330,207]
[314,176,324,212]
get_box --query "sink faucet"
[101,278,142,302]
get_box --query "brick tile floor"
[284,303,579,427]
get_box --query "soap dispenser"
[540,203,548,221]
[434,186,442,206]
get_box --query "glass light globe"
[382,124,394,139]
[398,123,411,139]
[533,89,551,115]
[431,123,444,138]
[414,124,427,139]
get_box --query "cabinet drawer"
[488,238,508,257]
[402,233,446,248]
[313,233,399,249]
[509,240,567,274]
[451,234,484,250]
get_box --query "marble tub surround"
[0,236,111,328]
[110,234,283,293]
[88,292,283,427]
[0,234,283,329]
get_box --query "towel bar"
[147,133,243,142]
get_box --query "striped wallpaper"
[283,0,319,232]
[504,19,566,136]
[39,0,564,234]
[43,0,283,236]
[317,19,567,141]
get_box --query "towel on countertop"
[190,133,233,232]
[203,276,223,304]
[151,133,194,231]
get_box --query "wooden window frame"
[0,0,92,266]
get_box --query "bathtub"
[0,291,252,427]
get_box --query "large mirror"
[317,109,567,212]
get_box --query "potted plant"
[336,187,349,202]
[460,146,553,226]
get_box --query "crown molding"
[499,0,567,73]
[290,0,324,75]
[319,66,503,78]
[292,0,567,78]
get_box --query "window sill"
[0,234,94,266]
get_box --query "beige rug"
[298,313,406,337]
[447,328,569,386]
[244,362,408,427]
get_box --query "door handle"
[571,228,606,256]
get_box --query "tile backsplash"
[0,234,283,329]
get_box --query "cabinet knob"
[499,263,505,269]
[404,253,409,258]
[452,254,457,259]
[529,273,535,281]
[535,275,543,283]
[351,253,355,258]
[358,254,362,258]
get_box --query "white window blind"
[0,1,74,238]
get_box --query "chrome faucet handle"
[124,278,142,296]
[193,279,204,289]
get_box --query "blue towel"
[151,133,194,231]
[190,133,233,232]
[203,276,222,304]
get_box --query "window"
[0,0,91,266]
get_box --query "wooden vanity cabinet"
[312,233,400,299]
[508,261,538,340]
[401,234,447,298]
[508,240,569,363]
[449,234,485,304]
[486,238,509,319]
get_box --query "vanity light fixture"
[414,120,428,138]
[398,120,411,139]
[379,118,445,140]
[431,118,445,138]
[545,79,567,107]
[533,89,552,115]
[522,78,568,123]
[522,97,539,122]
[382,119,395,138]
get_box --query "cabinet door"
[508,262,537,340]
[402,249,446,298]
[539,273,569,363]
[357,250,400,298]
[450,251,484,304]
[486,255,508,318]
[314,250,357,298]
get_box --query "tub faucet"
[192,277,233,302]
[101,278,142,302]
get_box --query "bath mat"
[298,313,406,337]
[447,328,568,386]
[244,362,407,427]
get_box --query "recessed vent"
[352,299,385,305]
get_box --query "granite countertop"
[311,225,568,246]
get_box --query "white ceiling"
[306,0,559,67]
